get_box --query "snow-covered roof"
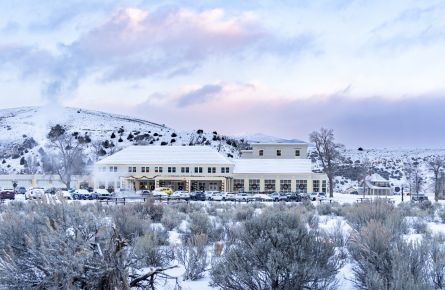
[96,146,233,165]
[233,159,312,174]
[367,173,388,182]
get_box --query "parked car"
[45,188,57,195]
[411,194,429,202]
[271,192,288,202]
[152,190,169,200]
[153,187,173,195]
[190,191,206,201]
[253,193,273,202]
[171,191,190,200]
[205,191,220,200]
[135,190,151,197]
[310,192,327,201]
[235,193,256,202]
[56,188,72,200]
[0,189,15,200]
[286,193,302,202]
[17,186,27,194]
[95,188,113,199]
[72,189,97,200]
[25,187,45,200]
[216,192,237,201]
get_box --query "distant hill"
[0,106,245,174]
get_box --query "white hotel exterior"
[94,142,328,193]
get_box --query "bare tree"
[309,128,343,198]
[404,160,424,198]
[46,125,87,189]
[428,156,444,202]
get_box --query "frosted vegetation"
[1,199,445,289]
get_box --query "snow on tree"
[310,128,343,198]
[46,124,87,189]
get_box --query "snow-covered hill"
[0,106,245,174]
[331,148,445,194]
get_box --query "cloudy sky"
[1,0,445,148]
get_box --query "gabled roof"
[96,146,233,165]
[233,159,312,174]
[367,173,388,182]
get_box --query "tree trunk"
[328,175,334,198]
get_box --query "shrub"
[112,206,152,241]
[130,198,164,222]
[211,209,342,290]
[411,218,429,235]
[187,211,212,239]
[233,204,255,221]
[161,207,187,231]
[344,199,405,234]
[134,229,173,268]
[176,234,209,281]
[317,202,342,216]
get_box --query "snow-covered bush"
[233,204,255,221]
[0,201,177,289]
[161,206,187,230]
[211,209,341,290]
[113,205,152,242]
[134,229,173,268]
[176,234,209,281]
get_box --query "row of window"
[234,179,327,193]
[128,166,231,174]
[258,149,300,157]
[98,166,118,172]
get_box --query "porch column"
[291,178,297,192]
[275,178,280,192]
[307,179,314,192]
[244,178,249,192]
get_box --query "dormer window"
[259,149,264,156]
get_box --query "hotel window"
[155,167,163,173]
[208,167,216,174]
[234,179,244,192]
[249,179,260,193]
[280,180,291,192]
[277,150,282,156]
[296,180,307,193]
[322,180,327,193]
[221,167,230,174]
[181,167,190,173]
[194,167,203,173]
[295,150,300,157]
[168,167,176,173]
[128,166,136,173]
[264,179,275,193]
[313,180,320,192]
[259,149,264,156]
[141,167,149,173]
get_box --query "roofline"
[248,142,308,145]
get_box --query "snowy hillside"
[0,106,245,174]
[331,148,445,194]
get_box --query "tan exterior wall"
[232,172,327,193]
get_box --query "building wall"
[240,144,308,159]
[94,163,234,190]
[232,172,327,193]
